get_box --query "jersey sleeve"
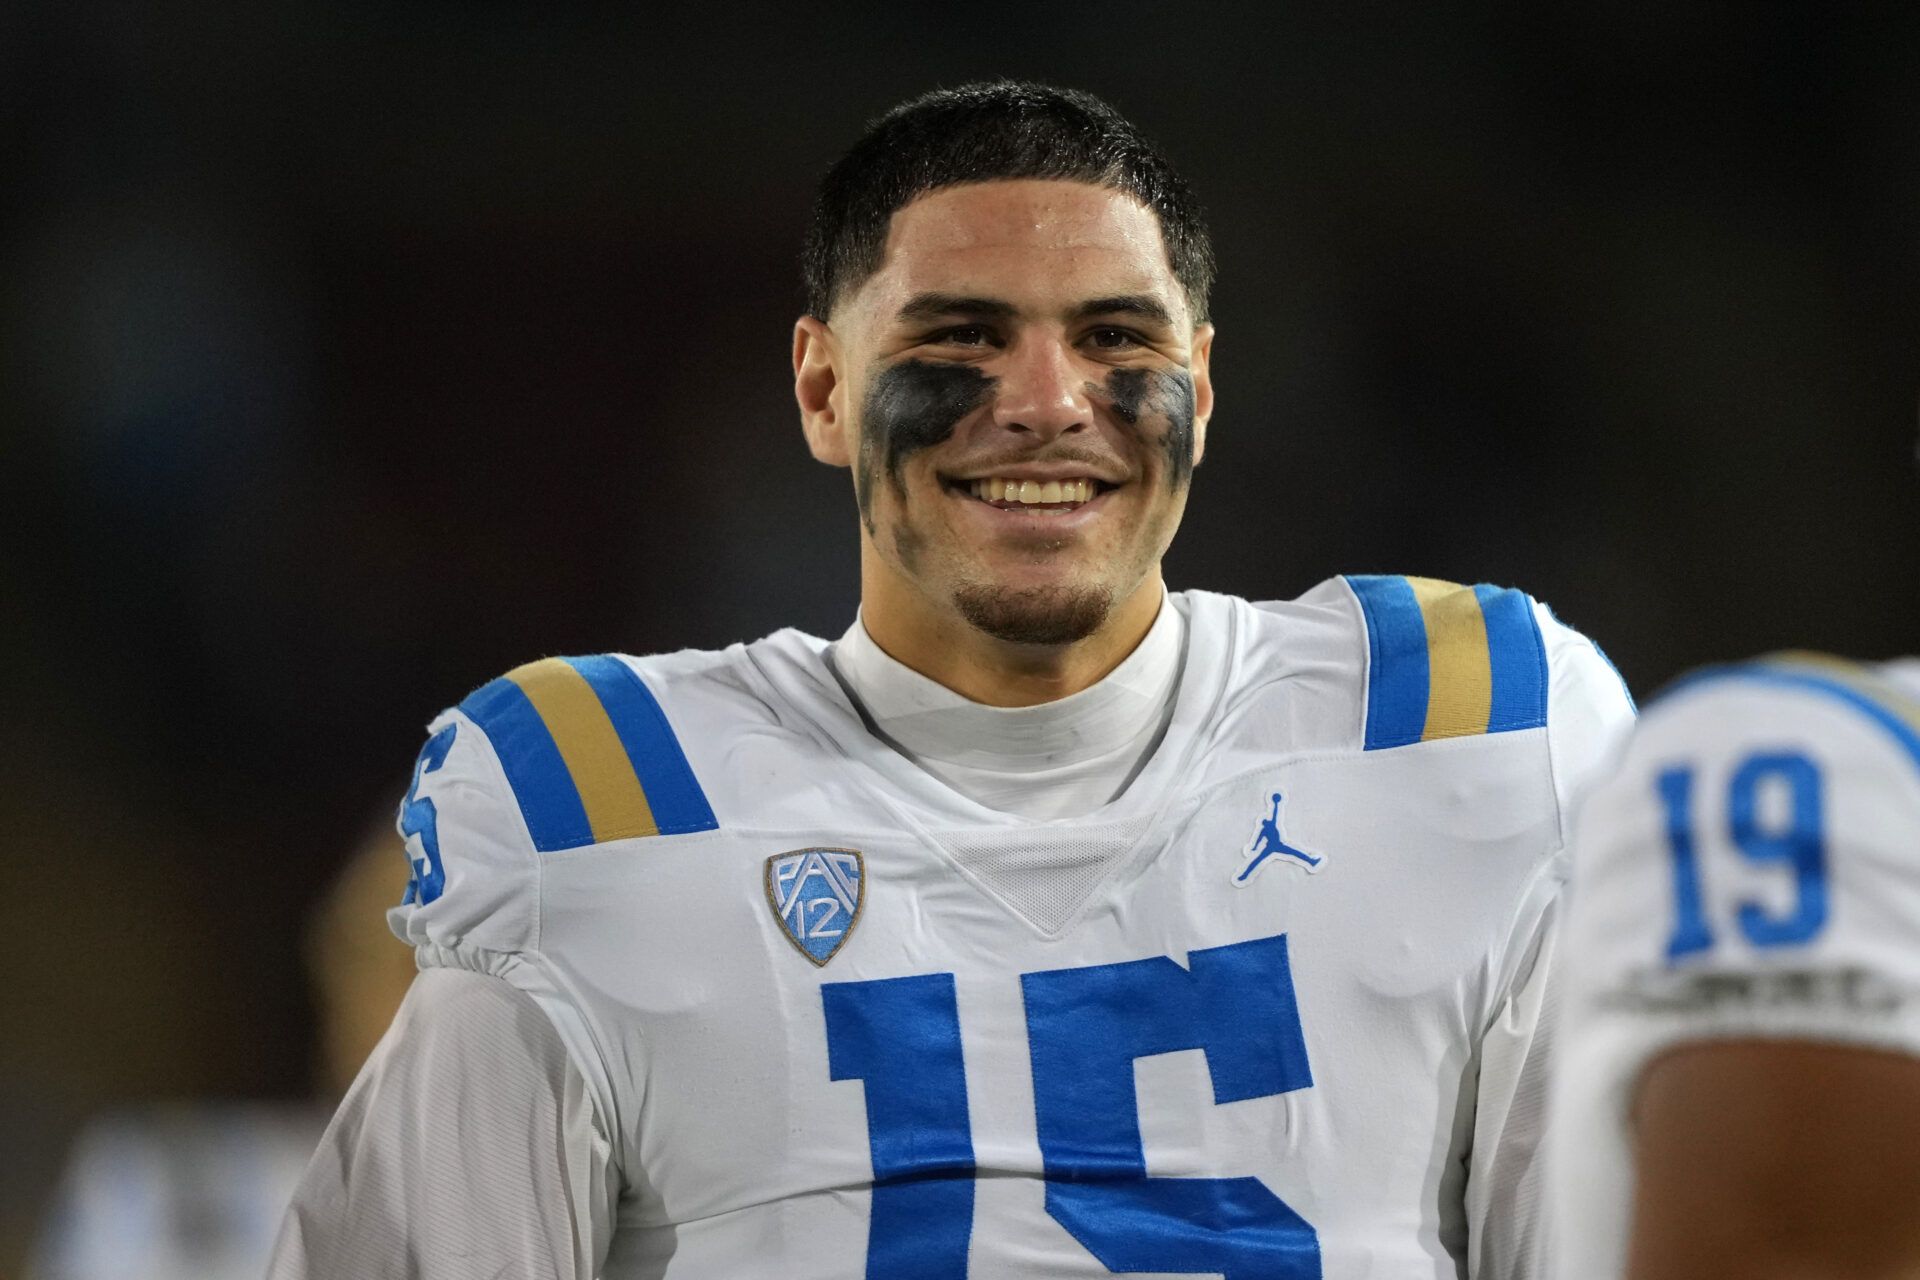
[1462,849,1565,1280]
[386,700,541,963]
[1445,595,1631,1278]
[1550,658,1920,1277]
[1333,579,1633,1277]
[388,652,720,968]
[359,653,722,1273]
[1564,659,1920,1080]
[267,968,616,1280]
[1536,602,1639,847]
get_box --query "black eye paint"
[1104,367,1197,490]
[856,360,996,531]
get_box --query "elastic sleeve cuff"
[412,942,630,1177]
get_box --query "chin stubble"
[952,582,1114,646]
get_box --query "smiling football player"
[271,81,1634,1280]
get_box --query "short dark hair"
[802,81,1214,324]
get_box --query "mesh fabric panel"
[936,818,1155,933]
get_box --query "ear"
[794,316,852,467]
[1188,322,1216,468]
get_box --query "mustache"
[940,446,1123,474]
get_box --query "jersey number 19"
[1657,750,1829,962]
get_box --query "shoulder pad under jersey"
[1343,574,1554,750]
[390,654,718,954]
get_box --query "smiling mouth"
[944,475,1116,515]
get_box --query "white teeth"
[965,477,1101,506]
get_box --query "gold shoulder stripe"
[1408,576,1494,742]
[1767,649,1867,679]
[1764,651,1920,737]
[505,657,660,841]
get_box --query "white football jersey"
[1550,653,1920,1280]
[386,577,1632,1279]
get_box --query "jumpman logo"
[1234,792,1325,884]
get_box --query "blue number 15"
[822,934,1321,1279]
[1657,750,1828,961]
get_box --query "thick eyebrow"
[894,292,1178,328]
[1071,295,1175,327]
[896,293,1020,322]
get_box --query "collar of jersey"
[829,592,1184,771]
[741,590,1240,831]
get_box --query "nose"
[988,334,1092,442]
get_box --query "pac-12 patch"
[765,848,865,966]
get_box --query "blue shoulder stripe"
[1348,575,1432,750]
[458,674,597,850]
[1476,582,1550,734]
[457,655,719,851]
[1655,656,1920,773]
[1347,574,1550,751]
[563,655,719,836]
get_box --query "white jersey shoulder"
[1253,574,1633,845]
[388,651,729,958]
[1552,652,1920,1280]
[1564,651,1920,1046]
[383,576,1633,1280]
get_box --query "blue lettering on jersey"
[823,973,974,1279]
[1656,767,1714,960]
[824,935,1322,1278]
[1235,792,1326,884]
[1729,753,1829,946]
[1655,749,1829,961]
[399,724,457,906]
[1025,935,1321,1277]
[767,848,864,966]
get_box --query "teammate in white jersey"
[271,82,1635,1279]
[1551,654,1920,1279]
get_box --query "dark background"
[3,1,1916,1268]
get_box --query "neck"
[858,562,1166,708]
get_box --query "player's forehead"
[860,178,1184,324]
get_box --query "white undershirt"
[826,594,1186,821]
